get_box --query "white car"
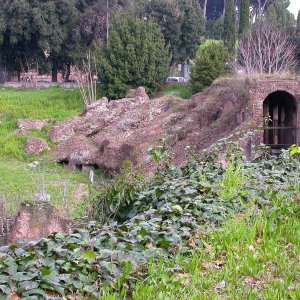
[166,77,187,83]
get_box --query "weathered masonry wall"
[249,80,300,145]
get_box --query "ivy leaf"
[40,267,52,277]
[82,249,96,262]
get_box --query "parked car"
[165,77,188,83]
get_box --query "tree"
[266,0,295,29]
[0,0,37,76]
[239,0,250,35]
[206,16,224,39]
[98,14,171,99]
[223,0,236,54]
[200,0,224,20]
[250,0,276,20]
[176,0,205,62]
[190,40,229,93]
[142,0,205,63]
[143,0,181,63]
[0,0,117,81]
[237,23,297,75]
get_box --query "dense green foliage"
[206,16,224,40]
[142,0,182,63]
[98,14,171,99]
[191,40,229,92]
[0,0,131,78]
[144,0,205,63]
[0,143,299,298]
[266,0,295,29]
[200,0,224,20]
[239,0,250,35]
[223,0,236,54]
[176,0,205,62]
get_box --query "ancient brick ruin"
[249,80,300,153]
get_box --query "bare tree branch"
[236,23,297,76]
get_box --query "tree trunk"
[65,63,71,82]
[203,0,208,19]
[17,71,21,82]
[52,69,58,82]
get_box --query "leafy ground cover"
[0,87,91,217]
[0,147,299,299]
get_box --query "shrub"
[190,40,229,93]
[98,14,171,100]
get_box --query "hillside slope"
[51,80,250,172]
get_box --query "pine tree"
[239,0,250,35]
[223,0,236,54]
[99,14,171,99]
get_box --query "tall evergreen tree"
[223,0,236,54]
[143,0,181,63]
[239,0,249,35]
[99,14,171,99]
[176,0,205,62]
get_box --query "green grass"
[0,86,82,159]
[103,195,300,300]
[0,158,91,217]
[0,87,90,216]
[161,83,193,99]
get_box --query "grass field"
[0,87,91,217]
[0,86,82,159]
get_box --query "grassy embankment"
[0,87,91,216]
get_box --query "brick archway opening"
[263,91,297,150]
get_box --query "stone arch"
[263,90,297,149]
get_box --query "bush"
[98,14,171,100]
[190,40,229,93]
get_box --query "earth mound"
[50,81,251,172]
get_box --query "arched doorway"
[263,91,297,149]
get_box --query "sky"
[288,0,300,18]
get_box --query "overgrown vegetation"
[0,143,299,298]
[0,87,91,217]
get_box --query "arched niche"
[263,91,297,149]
